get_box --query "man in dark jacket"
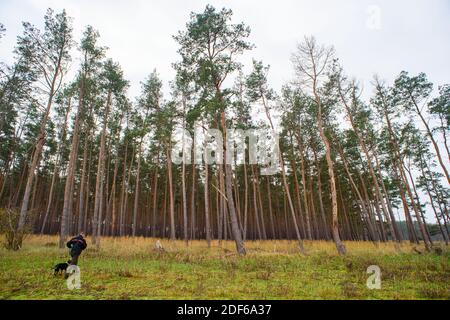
[66,232,87,266]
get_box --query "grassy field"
[0,235,449,300]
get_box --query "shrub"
[0,208,33,250]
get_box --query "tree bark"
[18,43,66,232]
[315,90,346,255]
[410,93,450,183]
[92,91,111,246]
[166,140,176,240]
[60,94,82,248]
[261,93,305,253]
[377,84,432,250]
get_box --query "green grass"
[0,236,449,300]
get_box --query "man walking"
[66,232,87,265]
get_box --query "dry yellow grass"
[21,235,430,256]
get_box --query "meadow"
[0,235,449,300]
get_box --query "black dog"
[53,262,69,276]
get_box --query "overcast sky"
[1,0,449,99]
[1,1,449,223]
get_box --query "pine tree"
[173,5,253,254]
[17,9,73,236]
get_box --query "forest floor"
[0,235,449,300]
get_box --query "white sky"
[1,0,449,99]
[1,0,449,225]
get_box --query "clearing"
[0,236,449,299]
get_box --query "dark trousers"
[69,254,79,265]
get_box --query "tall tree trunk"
[118,143,128,236]
[190,146,196,240]
[266,176,276,239]
[260,93,305,253]
[338,87,399,245]
[404,160,433,244]
[217,162,225,242]
[60,95,83,248]
[41,100,72,234]
[335,139,378,242]
[255,166,267,240]
[410,94,450,183]
[424,159,450,239]
[78,128,91,234]
[243,161,249,241]
[251,164,262,240]
[313,79,346,254]
[372,148,402,241]
[437,114,450,163]
[392,163,418,243]
[419,156,449,244]
[204,162,211,248]
[290,150,308,239]
[166,140,176,240]
[132,142,142,237]
[83,148,92,234]
[92,91,111,246]
[308,174,319,239]
[312,148,331,241]
[296,133,310,238]
[40,159,59,234]
[220,109,246,255]
[377,85,432,250]
[106,121,122,236]
[151,148,160,237]
[18,48,64,232]
[181,115,188,245]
